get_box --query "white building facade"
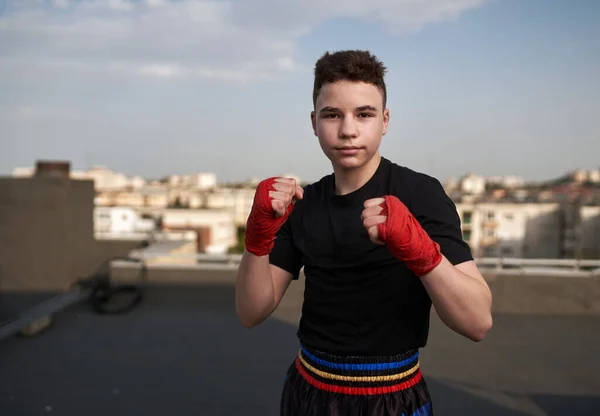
[579,206,600,259]
[204,188,256,227]
[455,202,562,258]
[459,174,486,195]
[161,209,237,254]
[94,207,156,236]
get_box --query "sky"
[1,0,599,184]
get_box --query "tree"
[229,226,246,254]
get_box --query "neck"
[333,153,382,195]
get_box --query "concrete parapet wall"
[0,176,145,293]
[110,264,600,316]
[486,273,600,315]
[0,177,95,291]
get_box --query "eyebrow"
[319,105,378,114]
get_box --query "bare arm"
[420,258,492,342]
[235,250,294,328]
[234,176,303,328]
[362,192,492,343]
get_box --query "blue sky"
[1,0,599,183]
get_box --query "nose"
[338,115,358,139]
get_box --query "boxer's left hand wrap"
[377,195,442,277]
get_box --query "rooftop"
[1,271,599,416]
[0,172,598,415]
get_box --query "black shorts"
[280,345,433,416]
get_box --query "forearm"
[420,256,492,341]
[364,194,492,341]
[235,250,276,327]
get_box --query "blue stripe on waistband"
[300,347,419,371]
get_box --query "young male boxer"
[235,50,493,416]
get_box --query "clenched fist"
[361,195,443,276]
[361,197,387,245]
[269,177,304,218]
[245,177,303,256]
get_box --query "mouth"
[337,146,363,150]
[336,146,363,156]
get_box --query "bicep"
[269,264,295,307]
[268,215,304,305]
[269,214,304,279]
[454,260,484,282]
[454,260,492,299]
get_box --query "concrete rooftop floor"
[1,280,599,416]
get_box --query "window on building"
[504,213,514,220]
[486,211,495,220]
[484,246,497,257]
[463,230,471,241]
[463,211,472,224]
[501,246,513,256]
[484,229,495,238]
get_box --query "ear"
[382,108,390,135]
[310,111,317,136]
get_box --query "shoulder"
[384,159,447,205]
[392,164,460,226]
[386,162,472,264]
[302,172,332,192]
[287,173,332,219]
[298,173,333,201]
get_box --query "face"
[311,80,389,171]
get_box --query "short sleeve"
[268,214,304,280]
[411,176,473,265]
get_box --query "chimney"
[35,160,71,178]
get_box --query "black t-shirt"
[269,156,472,356]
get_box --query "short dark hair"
[312,50,388,108]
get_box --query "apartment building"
[95,191,145,207]
[455,202,562,258]
[580,206,600,259]
[94,207,156,236]
[161,209,237,254]
[459,173,486,195]
[166,172,217,190]
[203,187,256,227]
[570,169,600,184]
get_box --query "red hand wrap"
[377,195,442,276]
[245,177,294,256]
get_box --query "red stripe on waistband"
[295,357,422,395]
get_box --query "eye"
[358,113,374,118]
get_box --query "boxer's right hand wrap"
[245,177,294,256]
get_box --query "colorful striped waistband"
[295,346,422,395]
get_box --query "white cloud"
[52,0,71,9]
[0,0,487,84]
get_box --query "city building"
[456,202,562,258]
[166,172,217,190]
[486,175,525,188]
[459,173,486,195]
[161,209,237,254]
[204,187,256,227]
[94,207,156,236]
[579,205,600,259]
[568,169,600,184]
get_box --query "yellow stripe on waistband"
[298,350,420,382]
